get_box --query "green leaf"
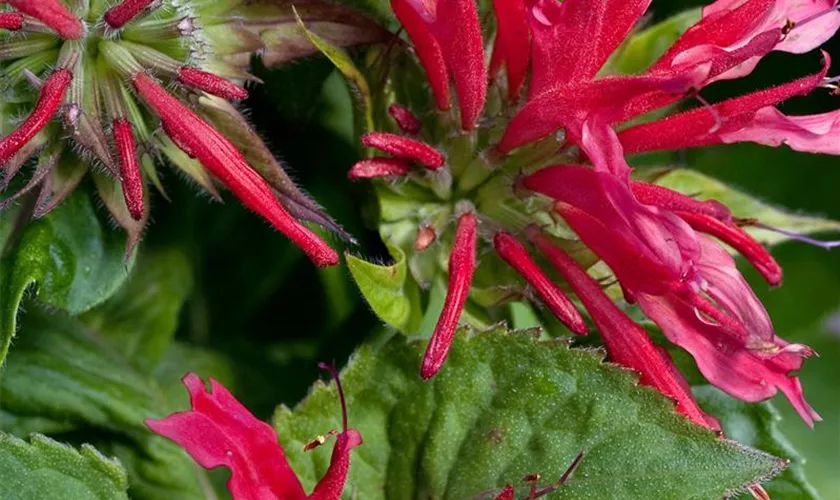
[0,190,135,366]
[274,328,784,499]
[610,9,701,75]
[653,169,840,246]
[0,432,128,500]
[0,307,212,500]
[79,249,193,370]
[293,7,376,133]
[346,244,423,333]
[694,387,818,499]
[0,307,162,431]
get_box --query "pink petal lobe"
[308,430,363,500]
[422,212,477,380]
[618,57,830,154]
[720,106,840,155]
[348,158,413,179]
[146,373,307,500]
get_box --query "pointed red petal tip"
[145,373,309,500]
[677,211,782,287]
[528,228,720,431]
[177,67,249,101]
[421,212,478,380]
[112,119,145,221]
[361,132,445,170]
[1,69,72,166]
[104,0,157,29]
[132,73,339,267]
[0,12,24,31]
[348,158,412,180]
[309,362,363,500]
[493,484,515,500]
[8,0,84,39]
[493,231,587,335]
[388,104,423,135]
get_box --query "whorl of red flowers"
[349,0,840,431]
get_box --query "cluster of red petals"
[147,373,362,500]
[373,0,839,427]
[133,73,339,267]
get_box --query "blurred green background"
[133,0,840,497]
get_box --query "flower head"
[146,365,362,500]
[1,0,384,261]
[348,0,839,426]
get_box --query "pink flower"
[146,368,362,500]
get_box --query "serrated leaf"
[0,432,128,500]
[294,7,376,133]
[694,387,819,499]
[79,249,193,370]
[0,190,135,366]
[346,244,423,333]
[654,169,840,246]
[274,328,784,499]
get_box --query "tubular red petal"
[1,69,72,166]
[435,0,487,129]
[112,119,145,221]
[490,0,530,99]
[309,362,363,500]
[177,67,249,101]
[8,0,84,39]
[529,230,719,430]
[104,0,157,29]
[422,212,477,380]
[361,132,445,169]
[388,104,422,135]
[493,231,587,334]
[0,12,24,31]
[677,211,783,286]
[348,158,413,179]
[652,0,777,72]
[631,182,733,222]
[133,73,339,267]
[145,373,308,500]
[390,0,451,111]
[619,58,830,154]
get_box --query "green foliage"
[276,328,783,499]
[694,387,818,499]
[0,433,128,500]
[610,9,701,75]
[0,190,134,366]
[347,244,423,333]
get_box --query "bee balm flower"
[346,0,838,428]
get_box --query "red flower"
[348,0,837,429]
[146,367,362,500]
